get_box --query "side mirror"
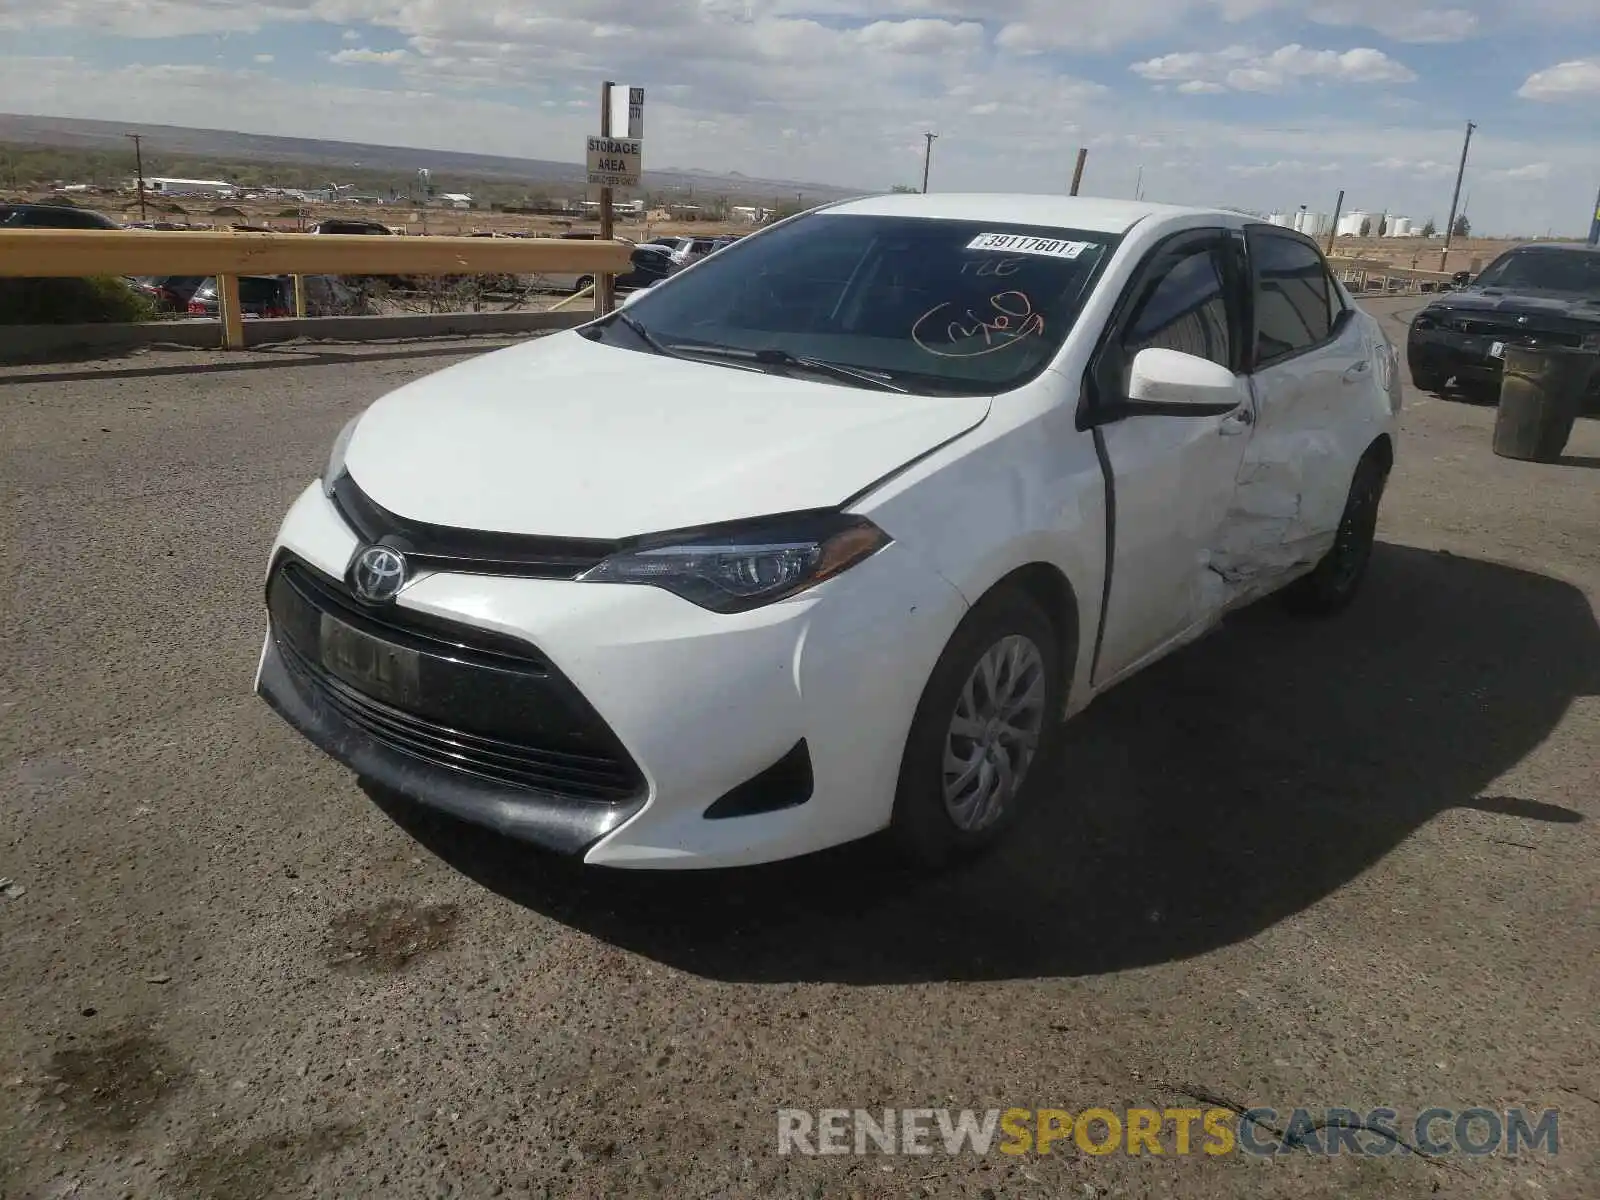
[1451,271,1473,287]
[1123,348,1242,415]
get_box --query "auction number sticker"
[966,233,1092,259]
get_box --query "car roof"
[822,192,1238,235]
[1504,242,1600,255]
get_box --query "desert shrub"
[0,276,159,325]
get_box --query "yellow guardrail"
[0,229,629,348]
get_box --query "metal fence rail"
[0,229,628,348]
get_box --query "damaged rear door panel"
[1209,226,1384,603]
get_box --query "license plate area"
[319,612,421,707]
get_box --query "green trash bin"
[1492,345,1597,463]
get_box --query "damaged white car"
[258,194,1401,870]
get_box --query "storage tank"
[1338,211,1370,237]
[1268,212,1291,228]
[1296,211,1326,236]
[1385,216,1413,237]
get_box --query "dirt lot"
[1,300,1596,1199]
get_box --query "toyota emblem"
[351,545,407,603]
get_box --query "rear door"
[1213,227,1368,589]
[1088,227,1255,684]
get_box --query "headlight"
[321,415,360,497]
[578,512,890,613]
[1582,331,1600,352]
[1411,311,1438,331]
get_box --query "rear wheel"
[1410,363,1448,391]
[889,588,1063,869]
[575,275,594,294]
[1281,452,1388,617]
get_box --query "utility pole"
[126,132,147,222]
[1440,119,1476,271]
[1133,165,1143,200]
[1327,189,1344,254]
[1588,184,1600,246]
[597,80,616,316]
[1070,148,1088,196]
[922,132,938,194]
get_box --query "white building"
[436,192,473,209]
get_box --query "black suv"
[1407,243,1600,398]
[0,203,120,230]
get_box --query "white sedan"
[256,193,1401,869]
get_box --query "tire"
[575,276,594,294]
[1410,364,1448,392]
[1280,452,1389,617]
[889,588,1064,869]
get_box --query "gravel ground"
[1,302,1596,1199]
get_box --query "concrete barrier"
[0,309,593,363]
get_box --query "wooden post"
[1070,149,1088,196]
[596,80,616,317]
[1326,190,1344,256]
[292,274,307,318]
[218,273,245,350]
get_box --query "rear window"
[1252,232,1336,364]
[617,213,1119,395]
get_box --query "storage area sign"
[586,136,642,188]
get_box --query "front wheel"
[889,588,1063,869]
[1280,453,1388,617]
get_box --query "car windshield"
[609,213,1118,395]
[1473,249,1600,296]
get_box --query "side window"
[1251,232,1334,365]
[1119,241,1234,381]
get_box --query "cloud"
[1132,42,1416,92]
[254,53,275,63]
[855,18,983,55]
[1308,3,1478,43]
[330,47,411,65]
[1518,58,1600,102]
[1492,162,1552,182]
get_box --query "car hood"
[342,330,992,539]
[1430,289,1600,326]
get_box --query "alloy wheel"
[942,634,1047,833]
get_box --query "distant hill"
[0,113,862,203]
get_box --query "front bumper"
[256,481,969,868]
[1409,324,1600,393]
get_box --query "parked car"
[0,203,120,230]
[186,275,366,318]
[257,195,1400,871]
[307,219,394,236]
[660,235,721,269]
[1407,242,1600,399]
[129,275,208,313]
[529,244,678,295]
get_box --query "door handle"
[1343,359,1371,383]
[1219,407,1254,436]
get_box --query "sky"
[0,1,1596,236]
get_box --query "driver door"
[1087,228,1255,686]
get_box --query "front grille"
[268,556,643,804]
[331,475,617,579]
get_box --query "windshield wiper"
[666,344,910,393]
